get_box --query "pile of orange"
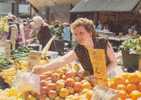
[38,66,94,100]
[108,71,141,100]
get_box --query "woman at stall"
[32,18,117,76]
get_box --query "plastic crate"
[122,50,140,72]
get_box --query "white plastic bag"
[93,85,118,100]
[108,66,123,78]
[13,71,40,94]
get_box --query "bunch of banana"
[0,16,9,33]
[14,60,29,71]
[0,67,17,85]
[0,87,25,100]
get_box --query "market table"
[97,34,132,51]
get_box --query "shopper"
[32,18,117,76]
[30,16,53,48]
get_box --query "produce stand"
[0,16,141,100]
[98,34,133,51]
[0,35,140,99]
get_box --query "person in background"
[96,20,103,31]
[62,22,71,48]
[103,24,110,32]
[32,18,118,77]
[30,16,53,49]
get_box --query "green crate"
[122,50,140,71]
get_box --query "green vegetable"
[120,36,141,54]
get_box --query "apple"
[73,82,82,92]
[65,78,75,87]
[65,71,76,78]
[47,90,57,99]
[47,83,57,90]
[51,73,60,82]
[56,79,65,90]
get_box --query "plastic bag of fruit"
[13,71,40,94]
[93,85,118,100]
[108,66,123,78]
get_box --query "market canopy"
[71,0,141,13]
[27,0,80,9]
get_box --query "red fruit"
[126,84,137,93]
[39,74,47,80]
[51,73,60,82]
[138,82,141,92]
[38,95,46,100]
[73,82,82,92]
[47,90,57,98]
[65,71,76,78]
[65,78,75,87]
[42,71,52,77]
[47,83,57,90]
[62,75,67,80]
[41,86,48,94]
[40,80,48,86]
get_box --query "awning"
[71,0,141,13]
[27,0,80,9]
[0,3,11,16]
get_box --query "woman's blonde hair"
[32,16,44,26]
[71,18,96,37]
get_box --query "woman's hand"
[32,65,46,74]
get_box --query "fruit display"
[0,45,141,99]
[37,64,94,100]
[0,61,141,100]
[108,71,141,100]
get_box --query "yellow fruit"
[56,80,65,90]
[59,88,69,97]
[82,81,92,89]
[129,90,141,100]
[7,87,17,96]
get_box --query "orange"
[108,80,116,89]
[117,90,127,100]
[73,82,82,92]
[51,73,60,82]
[125,79,130,85]
[114,76,125,85]
[125,98,132,100]
[47,90,57,98]
[47,83,57,90]
[138,82,141,92]
[116,84,126,90]
[65,78,75,87]
[128,73,140,84]
[129,90,141,100]
[121,72,130,79]
[126,83,137,93]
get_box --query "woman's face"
[73,26,93,45]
